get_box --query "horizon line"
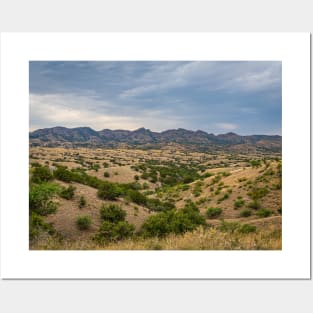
[29,125,282,137]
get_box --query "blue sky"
[29,61,282,135]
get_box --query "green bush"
[146,198,175,212]
[76,215,92,230]
[250,159,262,168]
[103,162,109,168]
[248,187,269,201]
[206,207,222,218]
[248,200,261,210]
[100,204,126,223]
[219,220,240,233]
[93,221,135,243]
[79,195,86,208]
[141,202,205,238]
[234,199,245,209]
[53,166,73,182]
[29,211,56,240]
[97,182,122,200]
[104,171,110,177]
[142,182,149,190]
[219,221,256,234]
[134,175,140,181]
[127,189,147,205]
[239,209,252,217]
[31,165,53,183]
[29,182,60,216]
[217,193,229,203]
[256,209,272,218]
[59,185,75,200]
[238,224,257,233]
[140,212,173,237]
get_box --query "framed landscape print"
[0,33,310,279]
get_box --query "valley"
[29,143,282,250]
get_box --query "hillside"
[29,126,282,153]
[29,146,282,250]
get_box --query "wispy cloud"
[30,93,186,132]
[29,61,282,135]
[215,123,239,131]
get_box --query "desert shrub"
[238,224,257,233]
[140,212,173,237]
[248,187,269,201]
[217,193,229,203]
[127,189,147,205]
[277,207,282,215]
[180,202,206,227]
[29,182,60,216]
[31,165,53,183]
[59,185,75,200]
[78,195,86,208]
[141,202,205,238]
[76,215,92,230]
[142,182,149,190]
[239,209,252,217]
[202,172,213,178]
[103,171,110,177]
[218,220,240,233]
[100,204,126,223]
[134,175,140,181]
[196,197,207,205]
[256,209,272,218]
[93,221,135,244]
[146,198,175,212]
[219,220,240,233]
[97,182,122,200]
[53,166,72,182]
[128,182,142,190]
[103,162,109,168]
[29,211,56,240]
[272,182,282,190]
[192,181,203,197]
[250,159,262,168]
[214,188,221,195]
[206,207,222,218]
[234,199,245,209]
[219,220,256,234]
[247,200,261,210]
[180,184,190,191]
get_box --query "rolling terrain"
[30,126,282,153]
[29,134,282,250]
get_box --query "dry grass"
[30,223,281,250]
[29,147,282,250]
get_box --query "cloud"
[29,61,282,135]
[215,123,239,131]
[30,93,186,132]
[118,61,281,99]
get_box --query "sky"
[29,61,282,135]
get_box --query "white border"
[0,33,310,279]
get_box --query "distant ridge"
[29,126,281,153]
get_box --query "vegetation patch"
[76,215,92,230]
[206,207,222,218]
[141,201,205,238]
[59,185,75,200]
[256,209,273,218]
[100,204,126,223]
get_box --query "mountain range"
[29,126,282,153]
